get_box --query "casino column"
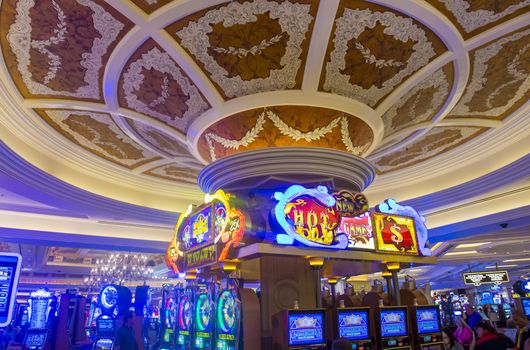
[383,269,393,305]
[387,262,401,306]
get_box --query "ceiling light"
[444,250,477,256]
[503,258,530,263]
[455,242,491,249]
[485,264,517,269]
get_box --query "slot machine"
[93,284,131,350]
[335,307,373,350]
[272,309,326,350]
[161,294,177,349]
[176,288,194,350]
[24,288,54,350]
[410,305,444,350]
[376,306,412,350]
[520,297,530,319]
[194,289,215,350]
[215,288,239,350]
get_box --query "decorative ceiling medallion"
[144,163,199,184]
[373,127,485,173]
[449,28,530,120]
[127,119,194,158]
[197,106,374,162]
[382,64,453,137]
[130,0,174,14]
[36,110,160,168]
[171,0,316,99]
[2,0,130,100]
[322,2,445,107]
[432,0,530,37]
[120,41,210,132]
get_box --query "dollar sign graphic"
[390,224,403,244]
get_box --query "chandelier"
[85,253,156,287]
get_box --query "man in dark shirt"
[114,311,138,350]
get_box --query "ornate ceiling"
[0,0,528,210]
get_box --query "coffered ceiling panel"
[197,105,374,162]
[449,27,530,120]
[130,0,175,14]
[381,63,454,138]
[127,119,194,159]
[144,163,199,184]
[35,109,161,169]
[0,0,132,101]
[430,0,530,39]
[372,126,486,173]
[118,39,210,132]
[166,0,318,99]
[319,0,448,107]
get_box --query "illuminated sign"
[463,271,509,286]
[373,213,419,255]
[339,212,375,250]
[0,253,22,327]
[185,244,217,270]
[333,190,369,217]
[274,185,348,249]
[181,205,214,251]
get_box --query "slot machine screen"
[164,329,174,342]
[380,308,408,337]
[24,333,46,347]
[416,306,441,334]
[337,309,370,340]
[288,310,325,346]
[521,298,530,318]
[97,317,115,334]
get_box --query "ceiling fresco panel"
[449,27,530,120]
[35,109,161,169]
[129,0,175,14]
[430,0,530,39]
[196,105,374,162]
[319,0,448,107]
[166,0,319,99]
[144,163,199,184]
[118,39,210,132]
[0,0,132,101]
[372,126,486,173]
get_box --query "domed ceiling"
[0,0,528,211]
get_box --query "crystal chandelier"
[85,253,156,287]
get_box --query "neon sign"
[373,213,419,255]
[274,185,348,249]
[333,190,369,217]
[339,212,375,250]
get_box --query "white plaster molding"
[464,12,530,51]
[131,158,174,175]
[301,0,340,92]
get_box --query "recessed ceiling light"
[503,258,530,263]
[485,264,517,269]
[445,250,477,256]
[455,242,491,249]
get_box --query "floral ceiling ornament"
[382,68,450,137]
[438,0,530,33]
[204,110,370,162]
[449,29,530,118]
[323,8,436,107]
[122,47,209,131]
[176,0,313,98]
[6,0,125,98]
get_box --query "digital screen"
[416,307,440,334]
[24,332,46,347]
[380,308,408,337]
[164,329,173,342]
[288,310,325,346]
[29,299,50,329]
[0,255,18,319]
[97,317,115,334]
[522,298,530,317]
[337,309,370,340]
[180,206,213,251]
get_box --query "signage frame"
[0,253,22,327]
[463,270,509,286]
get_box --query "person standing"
[464,304,483,332]
[114,311,139,350]
[514,311,530,350]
